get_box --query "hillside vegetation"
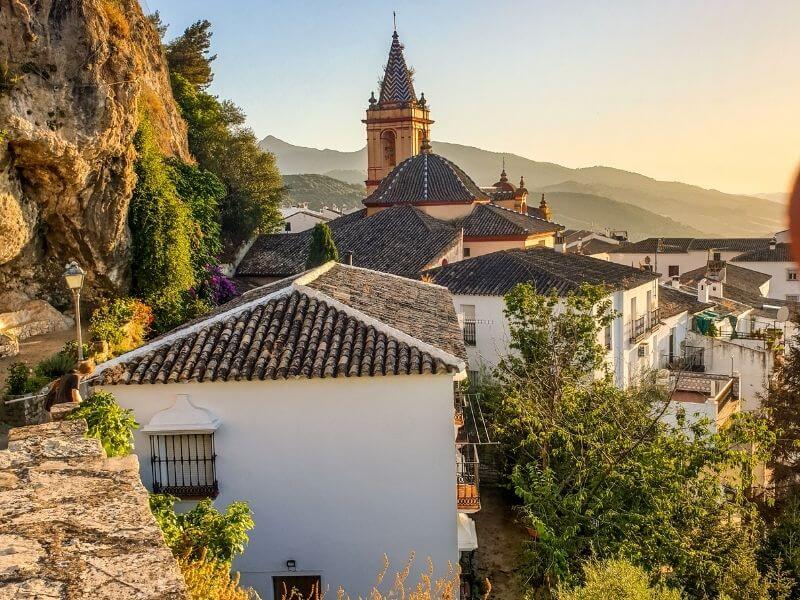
[283,174,364,211]
[260,136,786,239]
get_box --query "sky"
[145,0,800,195]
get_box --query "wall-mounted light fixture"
[286,559,297,572]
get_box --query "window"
[273,576,321,600]
[461,304,476,346]
[788,269,798,281]
[787,295,799,304]
[380,130,396,167]
[284,221,292,232]
[713,251,722,262]
[463,247,471,258]
[149,433,218,498]
[604,324,612,351]
[668,265,680,277]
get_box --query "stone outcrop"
[0,413,188,598]
[0,290,73,357]
[0,0,191,302]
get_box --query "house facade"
[90,263,476,600]
[279,206,331,233]
[732,242,799,303]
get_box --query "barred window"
[150,433,218,499]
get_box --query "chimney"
[769,237,777,251]
[698,279,710,303]
[670,277,682,289]
[343,250,353,266]
[555,233,567,253]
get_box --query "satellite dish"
[777,306,790,323]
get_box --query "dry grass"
[101,0,130,37]
[178,549,251,600]
[279,554,491,600]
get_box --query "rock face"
[0,0,190,303]
[0,415,189,598]
[0,290,73,357]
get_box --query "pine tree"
[306,223,339,269]
[166,20,216,88]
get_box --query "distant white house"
[732,239,799,303]
[90,263,475,600]
[280,205,331,233]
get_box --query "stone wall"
[0,414,188,598]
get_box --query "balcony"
[463,320,476,347]
[649,307,661,332]
[629,316,647,344]
[457,444,481,513]
[454,388,465,427]
[661,346,705,372]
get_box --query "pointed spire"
[368,91,377,107]
[519,175,526,189]
[378,27,416,106]
[420,135,432,154]
[539,193,552,221]
[499,156,508,182]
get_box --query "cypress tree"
[306,223,339,269]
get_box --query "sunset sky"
[146,0,800,196]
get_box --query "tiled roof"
[427,247,658,297]
[459,204,563,238]
[363,152,491,207]
[569,239,619,255]
[609,237,772,254]
[732,243,793,263]
[91,264,465,386]
[679,263,772,295]
[658,286,713,318]
[237,205,461,279]
[378,31,416,106]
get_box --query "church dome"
[364,147,491,207]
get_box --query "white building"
[90,263,475,600]
[732,241,799,303]
[279,205,331,233]
[427,247,663,388]
[607,238,772,282]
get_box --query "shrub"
[306,222,339,269]
[61,340,90,362]
[194,264,237,306]
[67,390,138,457]
[34,351,75,380]
[4,362,49,397]
[557,560,681,600]
[90,297,153,351]
[178,549,250,600]
[0,61,20,95]
[150,494,254,564]
[100,0,130,37]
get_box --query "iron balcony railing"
[629,316,647,343]
[661,347,705,372]
[454,387,466,427]
[649,307,661,331]
[463,320,477,346]
[457,446,481,512]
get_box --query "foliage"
[149,495,254,564]
[146,10,168,39]
[89,297,153,350]
[100,0,130,37]
[763,319,800,492]
[557,559,681,600]
[306,222,339,269]
[166,19,216,88]
[761,493,800,598]
[485,283,774,597]
[148,291,212,335]
[67,390,138,457]
[167,19,284,243]
[193,264,238,306]
[178,549,250,600]
[60,340,90,362]
[0,61,20,95]
[34,351,76,380]
[3,362,48,397]
[129,114,195,301]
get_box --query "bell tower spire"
[363,25,433,193]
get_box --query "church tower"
[363,29,433,192]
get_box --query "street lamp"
[63,261,86,361]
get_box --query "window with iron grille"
[150,433,218,498]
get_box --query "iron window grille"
[150,433,218,499]
[629,316,646,343]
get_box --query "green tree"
[306,222,339,269]
[761,493,800,598]
[557,559,681,600]
[485,283,774,597]
[68,390,139,457]
[150,494,254,564]
[165,19,216,88]
[129,115,195,300]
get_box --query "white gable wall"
[733,260,799,301]
[608,250,743,282]
[100,374,458,600]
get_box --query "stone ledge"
[0,419,188,599]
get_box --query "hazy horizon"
[146,0,800,196]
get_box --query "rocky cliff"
[0,0,190,305]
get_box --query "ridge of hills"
[262,135,786,240]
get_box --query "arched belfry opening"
[381,130,397,168]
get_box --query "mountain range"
[261,136,786,240]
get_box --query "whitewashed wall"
[733,260,799,301]
[608,250,743,282]
[101,374,458,600]
[282,211,328,233]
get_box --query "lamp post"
[63,261,86,361]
